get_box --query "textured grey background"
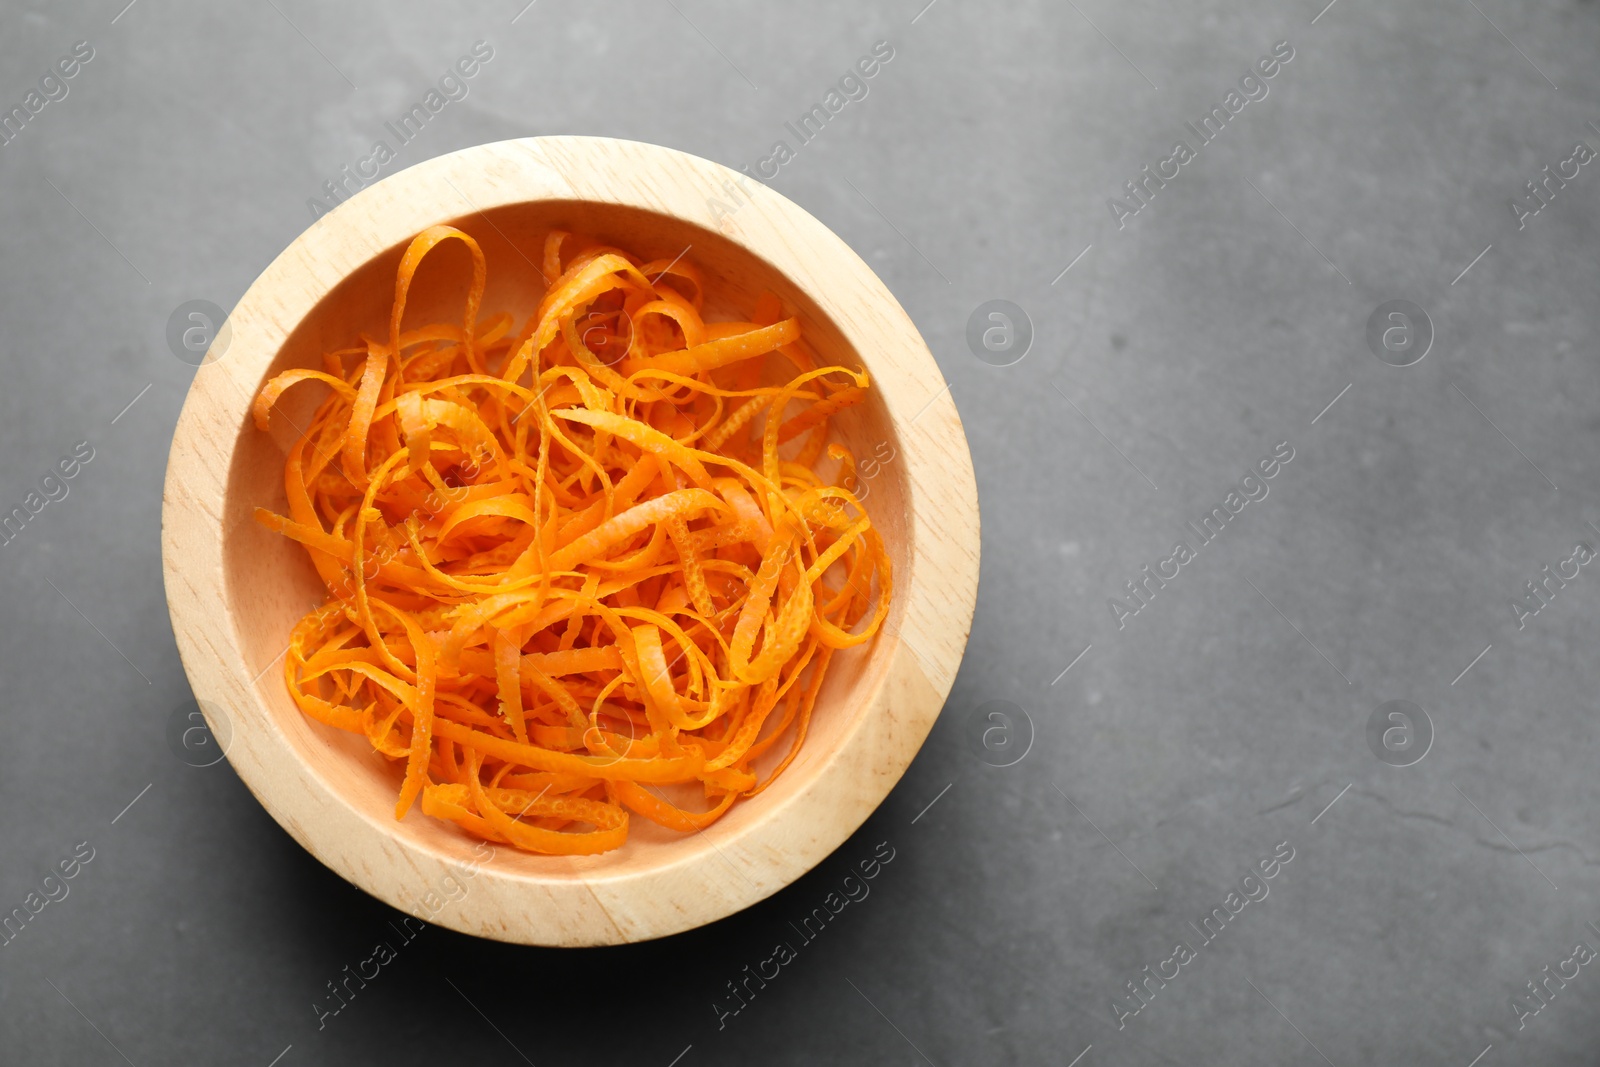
[3,0,1600,1063]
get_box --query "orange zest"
[252,225,891,855]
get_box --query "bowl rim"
[161,135,979,946]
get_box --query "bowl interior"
[221,199,912,880]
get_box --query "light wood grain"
[161,136,979,946]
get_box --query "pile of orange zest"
[252,224,891,856]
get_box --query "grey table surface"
[3,0,1600,1063]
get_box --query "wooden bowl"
[161,136,979,946]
